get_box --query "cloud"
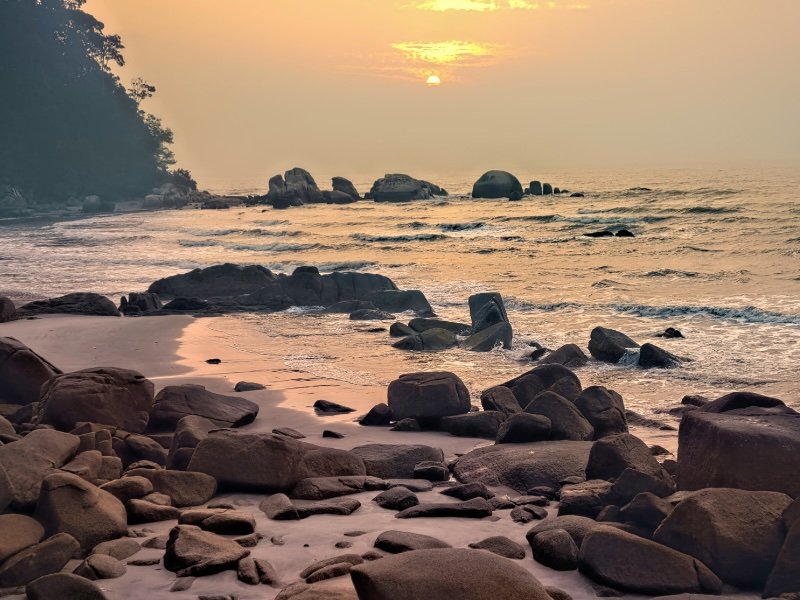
[391,41,499,66]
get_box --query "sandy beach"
[0,313,690,600]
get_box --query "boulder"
[36,367,154,433]
[126,498,180,523]
[0,428,79,509]
[359,403,392,426]
[543,183,553,195]
[351,548,551,600]
[163,525,249,577]
[369,174,445,202]
[639,343,682,368]
[123,468,217,507]
[259,493,299,520]
[0,533,80,587]
[524,391,594,441]
[0,514,45,563]
[179,509,256,535]
[439,411,506,439]
[188,430,366,492]
[468,536,526,559]
[373,530,451,553]
[496,413,552,443]
[35,472,127,550]
[0,337,61,405]
[480,386,522,416]
[441,482,494,500]
[351,444,443,479]
[530,181,543,195]
[234,381,266,392]
[527,515,600,548]
[373,486,419,511]
[148,384,258,431]
[608,468,676,505]
[293,497,361,518]
[558,480,613,518]
[540,344,589,368]
[0,296,15,322]
[413,461,449,482]
[409,318,470,335]
[653,488,792,588]
[387,371,470,421]
[471,171,524,199]
[698,391,791,414]
[167,414,217,468]
[468,292,509,334]
[618,492,673,532]
[148,263,277,298]
[267,167,324,208]
[502,364,583,405]
[119,292,162,315]
[462,322,513,352]
[370,290,432,315]
[677,409,800,497]
[90,538,141,561]
[588,327,639,363]
[291,475,387,500]
[530,528,579,570]
[73,553,126,580]
[586,433,670,482]
[574,386,628,439]
[323,190,357,204]
[17,293,120,317]
[579,526,722,595]
[25,572,108,599]
[395,497,492,519]
[392,328,457,351]
[331,176,360,201]
[452,441,592,493]
[389,322,414,337]
[765,516,800,597]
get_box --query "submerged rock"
[588,327,640,363]
[472,171,523,199]
[392,328,457,351]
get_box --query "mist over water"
[2,167,798,416]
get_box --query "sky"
[87,0,800,191]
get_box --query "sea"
[2,167,799,418]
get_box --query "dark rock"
[558,480,612,518]
[574,386,627,439]
[370,290,433,315]
[90,538,141,561]
[291,475,386,500]
[468,536,526,559]
[99,476,153,503]
[408,318,470,335]
[530,181,543,195]
[389,322,414,337]
[530,528,579,570]
[495,413,552,443]
[188,430,366,492]
[699,390,793,414]
[657,327,684,339]
[439,411,506,439]
[441,482,493,500]
[0,296,15,322]
[588,327,640,363]
[259,494,299,520]
[542,183,553,195]
[359,403,392,426]
[322,430,345,439]
[539,344,589,368]
[396,497,492,519]
[234,381,265,392]
[373,530,451,554]
[653,488,792,588]
[162,297,209,311]
[300,554,363,581]
[608,468,676,506]
[350,309,394,321]
[502,363,583,405]
[618,492,673,532]
[369,174,445,202]
[570,192,584,197]
[0,514,44,563]
[615,229,635,237]
[73,553,126,580]
[413,461,449,482]
[639,343,682,368]
[123,468,216,507]
[323,190,358,205]
[273,426,306,439]
[765,516,800,598]
[373,486,419,511]
[480,386,522,415]
[468,292,509,335]
[584,230,614,238]
[26,573,108,599]
[0,533,80,587]
[119,292,162,315]
[313,399,356,414]
[387,371,470,421]
[164,525,249,577]
[352,443,443,479]
[267,168,323,208]
[332,176,360,200]
[463,321,513,352]
[525,391,594,441]
[391,417,422,431]
[392,328,457,351]
[351,548,551,600]
[126,498,180,523]
[179,509,256,535]
[677,408,800,497]
[579,526,722,595]
[148,384,258,431]
[472,170,524,199]
[527,515,600,548]
[324,300,376,314]
[586,433,671,482]
[511,505,547,523]
[0,337,61,405]
[293,496,362,519]
[453,441,591,493]
[17,293,120,317]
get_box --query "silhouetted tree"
[0,0,183,204]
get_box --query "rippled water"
[1,167,798,416]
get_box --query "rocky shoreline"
[0,266,798,600]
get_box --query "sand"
[0,314,699,600]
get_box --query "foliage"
[0,0,186,203]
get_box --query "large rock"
[765,514,800,597]
[639,343,682,368]
[148,384,258,431]
[677,407,800,497]
[163,524,249,577]
[0,296,15,322]
[36,367,154,433]
[501,364,583,406]
[267,167,324,208]
[0,514,44,563]
[26,573,108,600]
[586,433,670,482]
[468,292,509,334]
[495,413,551,443]
[373,530,451,553]
[124,468,217,507]
[17,293,120,317]
[480,386,522,416]
[392,328,457,351]
[653,488,792,588]
[452,441,591,493]
[588,327,639,363]
[471,170,524,199]
[579,526,722,595]
[0,337,61,405]
[188,430,365,492]
[524,391,594,441]
[462,322,513,352]
[0,428,79,509]
[439,411,506,439]
[332,176,360,201]
[351,548,551,600]
[409,318,470,335]
[34,472,128,550]
[574,386,628,439]
[540,344,589,368]
[369,174,446,202]
[351,444,443,479]
[0,533,80,587]
[148,263,278,298]
[527,515,600,548]
[387,371,470,421]
[370,290,432,315]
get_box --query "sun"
[426,75,442,86]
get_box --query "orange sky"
[87,0,800,190]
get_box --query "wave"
[681,206,741,214]
[185,227,301,238]
[610,303,800,325]
[317,261,377,272]
[618,187,742,199]
[352,233,447,243]
[643,269,700,278]
[439,222,485,232]
[178,239,220,248]
[226,242,324,252]
[496,214,560,223]
[398,221,427,229]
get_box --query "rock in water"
[34,472,128,550]
[0,336,62,405]
[351,548,551,600]
[530,181,543,196]
[163,525,249,577]
[267,167,324,208]
[369,174,446,202]
[638,343,681,368]
[331,176,360,201]
[387,371,470,421]
[539,344,589,368]
[578,526,722,595]
[588,327,640,363]
[36,367,154,433]
[370,290,433,314]
[471,171,524,199]
[392,328,457,351]
[148,384,259,431]
[652,488,792,588]
[462,322,513,352]
[17,293,120,317]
